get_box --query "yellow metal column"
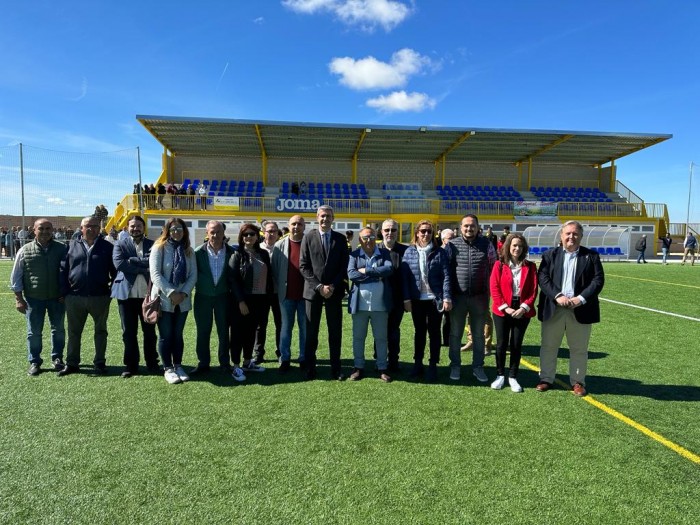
[254,124,268,185]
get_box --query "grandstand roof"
[137,115,671,167]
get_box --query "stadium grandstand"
[105,115,675,258]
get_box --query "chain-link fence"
[0,143,140,257]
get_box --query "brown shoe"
[460,342,473,352]
[378,371,392,383]
[572,383,587,397]
[349,368,363,381]
[535,381,553,392]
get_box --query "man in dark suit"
[299,205,349,380]
[377,218,407,371]
[191,220,236,375]
[111,215,158,377]
[536,220,605,396]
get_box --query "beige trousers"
[539,307,592,386]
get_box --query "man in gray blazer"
[111,216,158,378]
[299,205,349,380]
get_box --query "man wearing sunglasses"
[299,205,349,380]
[377,218,407,372]
[347,227,394,382]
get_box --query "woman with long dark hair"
[401,220,452,382]
[149,217,197,384]
[229,223,272,380]
[489,233,538,392]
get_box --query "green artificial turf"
[1,260,698,524]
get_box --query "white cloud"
[253,16,265,24]
[366,90,436,112]
[282,0,413,32]
[329,48,434,90]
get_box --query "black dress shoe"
[28,363,41,376]
[305,367,317,381]
[121,369,136,378]
[146,363,161,374]
[190,365,211,375]
[94,364,108,374]
[58,365,79,377]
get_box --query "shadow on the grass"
[585,375,700,401]
[520,344,608,360]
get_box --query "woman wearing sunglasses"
[229,223,272,379]
[149,217,198,384]
[401,220,452,382]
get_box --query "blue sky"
[1,0,698,222]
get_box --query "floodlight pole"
[137,146,144,216]
[19,143,26,232]
[688,161,694,231]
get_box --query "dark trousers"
[254,293,281,360]
[118,298,158,371]
[156,306,188,368]
[304,294,343,373]
[492,302,530,377]
[233,294,270,365]
[194,293,230,367]
[410,299,442,365]
[374,305,404,367]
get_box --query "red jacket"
[490,259,538,318]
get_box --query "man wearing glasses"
[59,216,117,376]
[347,227,394,382]
[378,218,407,372]
[11,219,68,375]
[255,220,282,363]
[446,214,497,383]
[299,205,349,380]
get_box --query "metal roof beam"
[433,130,475,163]
[515,134,574,165]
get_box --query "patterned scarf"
[168,238,187,285]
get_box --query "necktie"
[323,232,330,256]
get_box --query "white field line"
[601,297,700,322]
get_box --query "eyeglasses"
[360,235,376,241]
[383,228,397,233]
[169,226,184,233]
[418,229,432,234]
[242,232,258,238]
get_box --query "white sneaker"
[449,366,461,381]
[175,365,190,382]
[164,367,182,384]
[242,360,266,373]
[231,366,247,382]
[509,377,523,393]
[472,367,488,383]
[491,375,505,390]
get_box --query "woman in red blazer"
[489,233,538,392]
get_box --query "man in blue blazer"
[537,220,605,396]
[111,216,158,377]
[299,205,349,380]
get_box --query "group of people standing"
[12,206,605,395]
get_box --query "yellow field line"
[607,273,700,290]
[519,357,700,465]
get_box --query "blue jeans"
[157,308,189,368]
[352,310,388,370]
[25,296,65,365]
[637,250,646,263]
[662,247,669,264]
[279,298,306,363]
[449,293,489,369]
